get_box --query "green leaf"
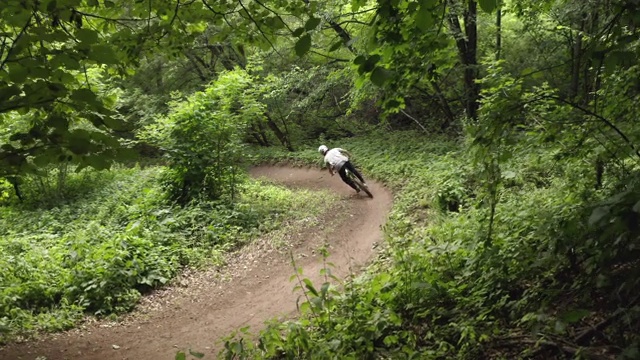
[68,131,92,155]
[104,0,115,7]
[76,28,99,44]
[48,115,69,131]
[70,88,98,104]
[0,85,20,101]
[175,352,186,360]
[359,55,381,73]
[292,27,305,37]
[328,40,342,52]
[353,55,366,65]
[370,66,391,86]
[102,116,129,131]
[560,309,590,324]
[478,0,497,13]
[305,17,321,31]
[47,82,67,94]
[51,54,81,70]
[87,0,99,6]
[88,44,119,64]
[32,148,62,167]
[189,349,205,358]
[8,64,28,83]
[84,154,111,170]
[352,0,366,11]
[295,34,311,57]
[302,278,319,296]
[415,3,434,31]
[633,200,640,213]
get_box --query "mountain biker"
[318,145,368,194]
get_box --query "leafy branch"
[545,95,640,160]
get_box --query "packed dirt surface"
[0,166,392,360]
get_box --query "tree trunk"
[265,114,294,151]
[496,0,502,60]
[430,79,456,130]
[448,0,479,121]
[569,21,584,100]
[250,124,269,146]
[464,0,479,121]
[185,52,209,82]
[256,122,270,146]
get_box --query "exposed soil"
[0,166,393,360]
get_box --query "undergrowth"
[220,131,640,359]
[0,165,336,343]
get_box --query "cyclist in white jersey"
[318,145,368,193]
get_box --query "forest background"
[1,0,640,358]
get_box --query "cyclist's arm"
[339,149,353,158]
[324,161,334,176]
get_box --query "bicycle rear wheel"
[347,170,373,198]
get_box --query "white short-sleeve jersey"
[324,148,348,171]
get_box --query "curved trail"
[0,166,392,360]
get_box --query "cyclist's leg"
[343,161,366,184]
[338,166,360,192]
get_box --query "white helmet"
[318,145,328,154]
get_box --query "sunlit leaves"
[415,1,435,31]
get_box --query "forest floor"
[0,166,392,360]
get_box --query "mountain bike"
[346,169,373,198]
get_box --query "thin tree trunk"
[569,22,584,100]
[249,124,269,146]
[448,0,479,121]
[430,80,456,130]
[256,122,270,145]
[265,114,294,151]
[185,53,208,81]
[464,0,479,121]
[496,0,502,60]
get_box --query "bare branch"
[253,0,294,33]
[75,10,157,23]
[400,109,428,132]
[547,95,640,160]
[333,19,370,26]
[237,0,281,56]
[308,49,350,62]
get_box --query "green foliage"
[140,70,253,204]
[222,130,640,359]
[0,165,338,342]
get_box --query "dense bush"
[139,70,257,205]
[0,165,338,342]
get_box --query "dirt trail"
[0,166,392,360]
